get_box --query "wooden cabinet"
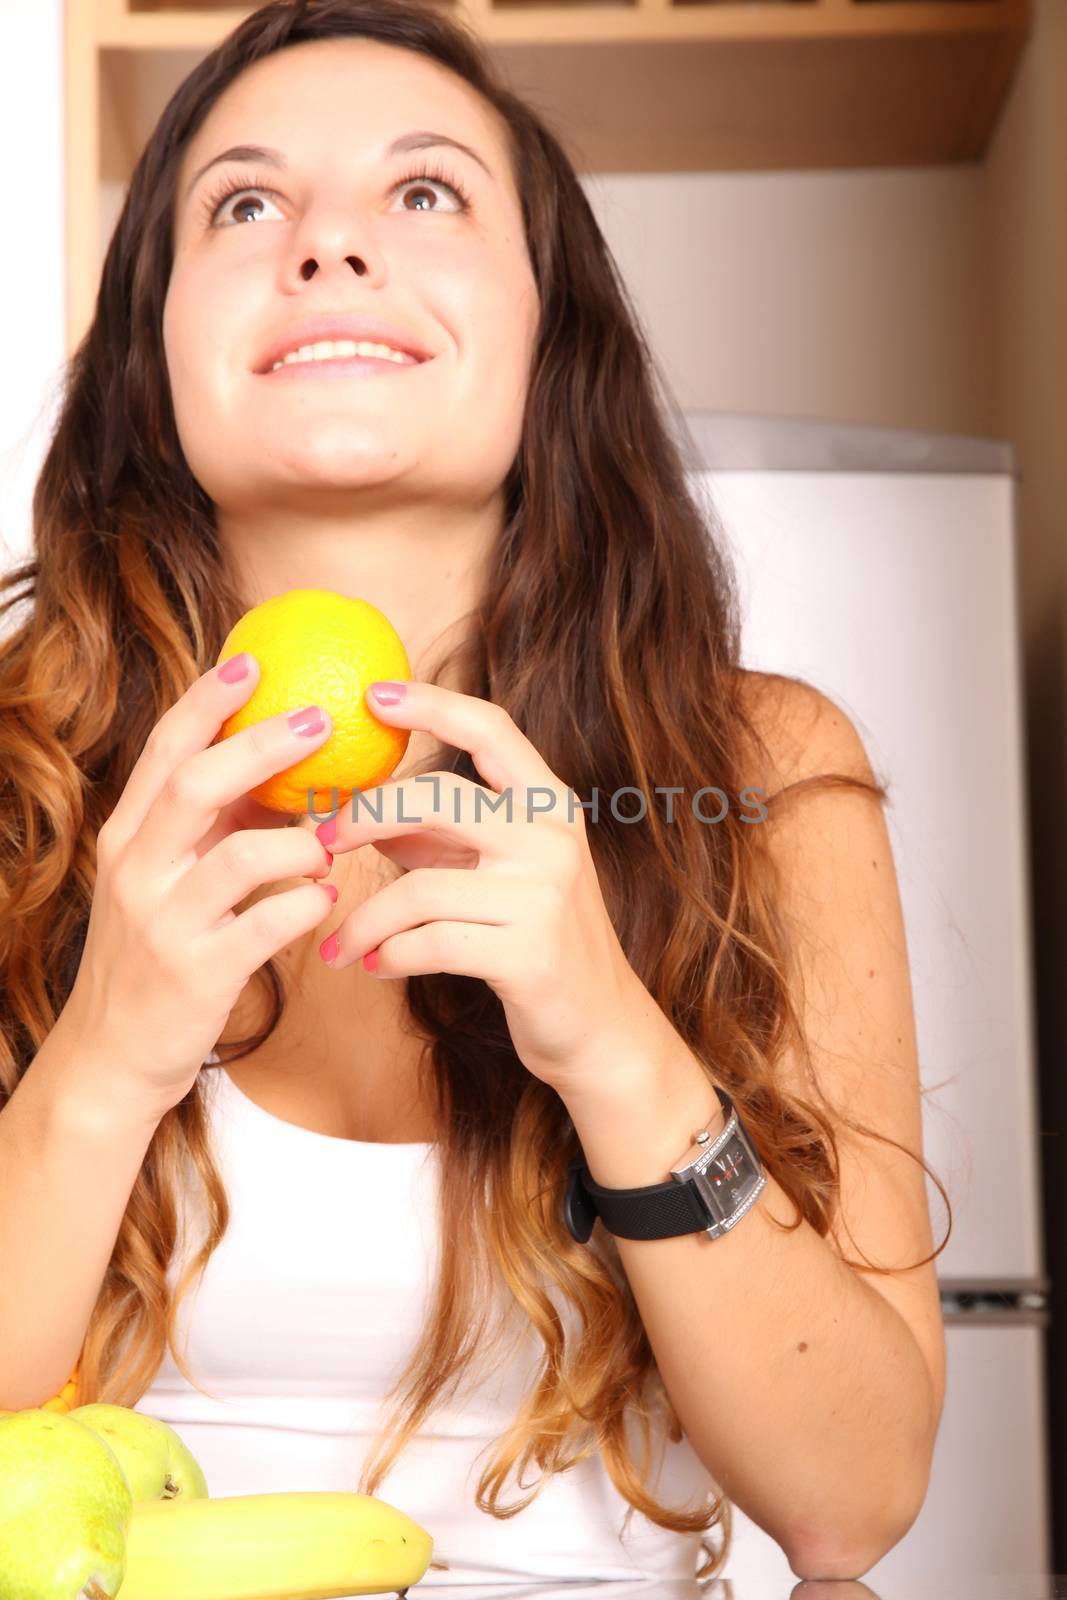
[66,0,1030,351]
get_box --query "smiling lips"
[262,337,429,378]
[256,316,436,372]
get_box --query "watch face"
[691,1134,760,1224]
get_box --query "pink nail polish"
[320,931,340,964]
[219,652,250,683]
[369,681,406,706]
[362,948,379,972]
[289,705,325,737]
[323,883,338,904]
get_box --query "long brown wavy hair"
[0,0,952,1580]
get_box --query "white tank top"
[133,1053,718,1587]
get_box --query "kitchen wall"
[583,161,991,437]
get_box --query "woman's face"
[165,38,540,519]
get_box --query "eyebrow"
[183,129,494,209]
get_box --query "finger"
[212,880,340,975]
[324,868,527,970]
[130,702,333,885]
[370,833,479,872]
[320,772,518,861]
[169,825,333,940]
[340,919,509,984]
[102,655,265,853]
[365,681,560,802]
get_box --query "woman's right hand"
[61,653,339,1123]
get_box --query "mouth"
[254,330,435,376]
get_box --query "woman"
[0,0,951,1584]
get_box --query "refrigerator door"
[680,411,1044,1291]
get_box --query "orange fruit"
[214,589,412,816]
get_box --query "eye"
[198,171,286,228]
[198,160,473,229]
[391,161,471,214]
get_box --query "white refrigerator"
[677,410,1052,1582]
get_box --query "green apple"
[69,1405,208,1504]
[0,1408,132,1600]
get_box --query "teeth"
[271,339,413,371]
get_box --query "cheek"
[448,246,538,378]
[164,265,243,423]
[484,270,539,413]
[161,286,198,445]
[163,272,208,401]
[162,270,241,481]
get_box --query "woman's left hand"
[313,680,648,1098]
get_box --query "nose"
[283,201,387,287]
[298,252,371,283]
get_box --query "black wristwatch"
[563,1085,767,1243]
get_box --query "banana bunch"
[114,1490,434,1600]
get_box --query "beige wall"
[584,163,991,436]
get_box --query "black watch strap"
[563,1084,766,1243]
[564,1155,714,1242]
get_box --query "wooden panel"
[485,28,1026,170]
[65,0,100,348]
[94,21,1029,177]
[97,1,1030,47]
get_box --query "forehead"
[180,37,509,181]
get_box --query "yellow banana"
[115,1490,434,1600]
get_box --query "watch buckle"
[563,1154,597,1244]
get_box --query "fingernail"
[316,818,338,849]
[219,652,250,683]
[362,948,379,972]
[323,883,338,904]
[320,931,340,964]
[369,681,406,706]
[289,705,326,737]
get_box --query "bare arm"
[0,1016,163,1411]
[558,683,946,1580]
[564,1038,938,1581]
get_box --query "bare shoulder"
[730,668,880,802]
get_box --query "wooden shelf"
[67,0,1030,351]
[89,0,1029,44]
